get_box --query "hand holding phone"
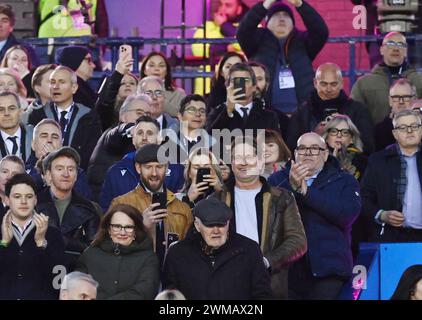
[233,77,246,100]
[152,192,167,210]
[119,44,133,61]
[196,167,211,185]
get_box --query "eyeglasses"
[390,95,415,103]
[384,41,407,49]
[296,145,326,156]
[110,224,136,233]
[393,124,422,133]
[328,128,352,137]
[144,90,164,98]
[233,154,257,164]
[184,106,206,115]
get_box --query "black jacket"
[74,76,97,109]
[361,144,422,241]
[36,188,100,255]
[287,90,375,154]
[237,1,328,107]
[374,116,395,151]
[95,70,124,131]
[27,102,102,171]
[0,224,65,300]
[206,99,280,132]
[163,228,273,300]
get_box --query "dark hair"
[265,129,291,162]
[135,115,160,131]
[43,146,81,172]
[0,91,21,108]
[5,173,36,197]
[212,52,246,88]
[227,63,257,86]
[140,52,174,91]
[0,4,15,26]
[179,94,206,114]
[248,61,270,86]
[31,64,57,97]
[91,204,148,247]
[0,45,32,70]
[391,265,422,300]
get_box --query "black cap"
[193,198,233,226]
[55,46,91,71]
[266,2,295,26]
[43,146,80,172]
[135,143,165,164]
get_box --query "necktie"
[59,111,68,134]
[7,136,18,155]
[240,107,249,125]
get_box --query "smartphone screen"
[152,192,167,210]
[233,77,246,99]
[196,167,211,185]
[166,232,179,249]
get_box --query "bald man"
[287,63,374,154]
[351,32,422,125]
[268,132,361,300]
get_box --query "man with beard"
[110,143,192,266]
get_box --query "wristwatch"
[38,239,48,249]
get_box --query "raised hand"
[187,181,209,202]
[142,203,168,230]
[1,211,13,245]
[33,213,49,247]
[286,0,303,7]
[289,159,309,191]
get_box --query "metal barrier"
[24,34,422,91]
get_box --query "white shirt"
[55,103,74,122]
[234,102,253,117]
[1,127,22,156]
[234,186,261,244]
[0,39,7,53]
[156,114,164,131]
[402,154,422,229]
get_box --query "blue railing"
[24,34,422,91]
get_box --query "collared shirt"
[0,39,7,53]
[11,218,35,247]
[402,152,422,229]
[305,169,322,187]
[1,127,22,156]
[156,114,164,131]
[234,102,253,117]
[55,103,74,123]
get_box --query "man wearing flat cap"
[55,45,97,109]
[162,198,273,300]
[111,143,192,267]
[237,0,328,115]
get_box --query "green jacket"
[351,64,422,124]
[76,237,159,300]
[38,0,97,37]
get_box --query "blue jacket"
[99,151,185,212]
[268,157,361,278]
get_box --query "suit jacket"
[0,124,34,162]
[27,102,102,170]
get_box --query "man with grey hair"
[0,91,34,161]
[287,62,374,154]
[87,94,154,201]
[137,76,177,131]
[362,110,422,243]
[375,78,417,151]
[60,271,98,300]
[27,66,102,171]
[268,132,361,299]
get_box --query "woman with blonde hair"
[176,147,224,207]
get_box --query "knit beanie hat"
[55,46,91,71]
[266,2,295,25]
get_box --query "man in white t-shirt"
[211,135,306,299]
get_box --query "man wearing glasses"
[268,132,361,299]
[362,110,422,243]
[351,32,422,125]
[375,78,417,151]
[137,76,177,131]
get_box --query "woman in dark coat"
[76,204,160,300]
